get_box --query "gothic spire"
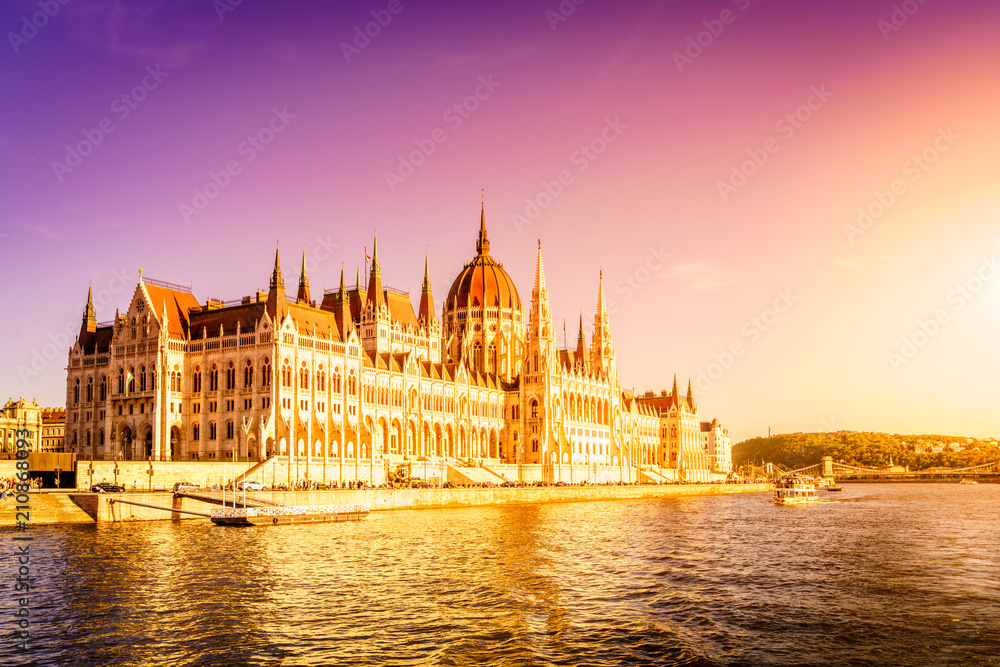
[82,283,97,334]
[269,243,284,290]
[575,310,589,366]
[419,252,435,324]
[687,378,694,407]
[529,240,553,349]
[591,270,615,371]
[266,243,288,321]
[335,263,353,337]
[533,239,547,297]
[476,200,490,256]
[297,245,310,304]
[367,232,384,309]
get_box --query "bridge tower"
[822,456,834,477]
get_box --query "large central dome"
[446,210,521,311]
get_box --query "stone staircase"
[235,454,277,484]
[446,462,507,486]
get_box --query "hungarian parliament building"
[64,208,731,485]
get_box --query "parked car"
[92,482,125,493]
[237,480,266,491]
[173,482,200,493]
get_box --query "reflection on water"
[3,484,1000,666]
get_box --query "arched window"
[193,366,202,393]
[488,344,497,373]
[209,422,217,440]
[226,361,236,390]
[473,342,483,371]
[299,362,310,391]
[73,379,80,404]
[262,358,271,387]
[332,367,342,393]
[193,424,200,441]
[226,421,234,440]
[316,365,326,392]
[348,369,357,395]
[243,360,253,389]
[530,400,538,419]
[139,365,146,392]
[209,364,218,392]
[127,367,136,394]
[99,429,105,446]
[86,377,93,402]
[150,364,155,391]
[100,375,107,401]
[282,360,292,388]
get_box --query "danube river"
[4,483,999,666]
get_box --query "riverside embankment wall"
[0,484,772,525]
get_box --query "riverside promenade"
[2,483,773,525]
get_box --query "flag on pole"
[125,370,134,396]
[364,247,371,261]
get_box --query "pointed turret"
[575,311,589,368]
[269,243,284,290]
[591,270,616,375]
[476,201,490,256]
[527,239,555,374]
[530,240,552,336]
[334,264,353,337]
[367,233,384,309]
[82,283,97,334]
[418,253,435,324]
[297,246,310,304]
[267,243,288,321]
[687,379,694,408]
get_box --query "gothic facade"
[63,207,729,483]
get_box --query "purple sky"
[2,0,999,441]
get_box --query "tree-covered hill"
[733,432,1000,471]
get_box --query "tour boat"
[959,478,978,485]
[774,476,819,504]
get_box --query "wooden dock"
[209,503,370,526]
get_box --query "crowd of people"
[0,476,42,499]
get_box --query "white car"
[238,480,265,491]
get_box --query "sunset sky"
[2,0,998,441]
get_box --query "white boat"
[959,478,978,485]
[774,476,819,504]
